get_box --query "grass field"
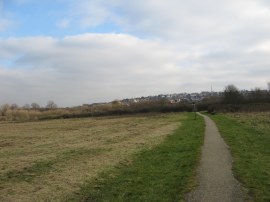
[0,113,204,201]
[210,112,270,202]
[69,113,204,202]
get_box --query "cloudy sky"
[0,0,269,107]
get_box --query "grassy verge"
[210,113,270,202]
[69,113,204,202]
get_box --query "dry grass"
[226,111,270,132]
[0,113,183,201]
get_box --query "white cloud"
[246,41,270,53]
[64,0,270,52]
[110,0,270,46]
[1,33,269,107]
[0,34,182,106]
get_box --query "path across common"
[186,113,246,202]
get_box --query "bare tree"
[222,84,243,104]
[249,87,264,103]
[0,104,10,116]
[31,103,40,110]
[268,82,270,91]
[10,103,19,110]
[46,100,57,109]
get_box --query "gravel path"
[186,113,246,202]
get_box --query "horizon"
[1,0,270,107]
[2,85,269,108]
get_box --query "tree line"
[200,83,270,113]
[1,83,270,122]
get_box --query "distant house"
[169,99,181,104]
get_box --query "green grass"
[210,113,270,202]
[69,113,204,202]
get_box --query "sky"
[0,0,270,107]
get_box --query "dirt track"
[186,113,246,202]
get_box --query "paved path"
[186,113,246,202]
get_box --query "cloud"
[246,41,270,53]
[1,33,269,107]
[109,0,270,46]
[0,34,183,106]
[1,1,270,106]
[0,18,13,31]
[63,0,270,52]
